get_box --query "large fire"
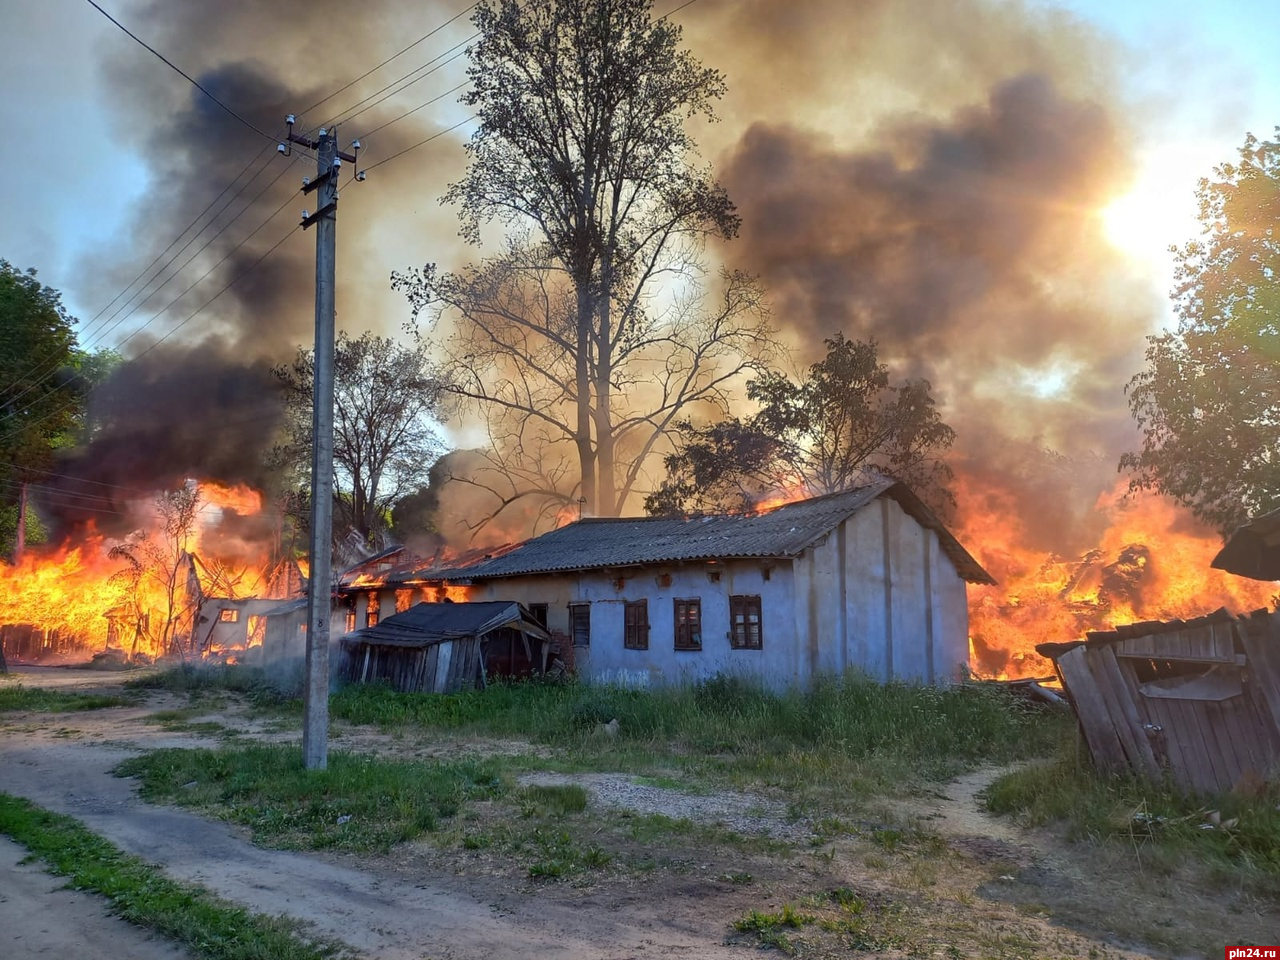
[958,478,1277,678]
[0,481,282,662]
[3,470,1273,676]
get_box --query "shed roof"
[442,480,994,584]
[1212,508,1280,581]
[341,601,551,649]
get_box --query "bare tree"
[398,239,773,527]
[274,331,451,547]
[109,484,201,658]
[401,0,741,516]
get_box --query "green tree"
[0,262,87,558]
[273,331,451,548]
[647,335,957,517]
[414,0,740,516]
[1122,131,1280,534]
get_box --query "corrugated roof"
[341,600,551,648]
[442,481,994,585]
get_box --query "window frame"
[218,608,240,623]
[568,602,591,646]
[673,598,702,651]
[623,599,649,650]
[729,595,763,650]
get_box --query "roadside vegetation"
[117,744,503,852]
[0,792,350,960]
[0,684,133,712]
[985,745,1280,896]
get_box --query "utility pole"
[281,117,361,771]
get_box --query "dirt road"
[0,669,746,960]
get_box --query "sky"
[2,0,1277,325]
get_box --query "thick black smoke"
[38,0,473,537]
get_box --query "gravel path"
[518,771,811,841]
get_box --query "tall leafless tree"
[398,0,744,517]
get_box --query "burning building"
[434,479,991,690]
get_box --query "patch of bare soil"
[894,764,1280,959]
[3,666,1276,959]
[0,835,195,960]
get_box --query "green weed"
[0,792,348,960]
[116,744,503,852]
[0,685,131,712]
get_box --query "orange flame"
[0,480,287,661]
[958,477,1276,678]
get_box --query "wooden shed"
[338,601,554,694]
[1037,608,1280,794]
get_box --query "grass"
[116,744,504,852]
[0,792,349,960]
[984,746,1280,894]
[325,673,1070,800]
[127,663,300,707]
[0,684,132,712]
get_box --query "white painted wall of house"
[463,494,971,689]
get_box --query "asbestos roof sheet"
[341,600,550,648]
[443,480,994,585]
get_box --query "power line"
[354,80,471,141]
[0,151,302,416]
[296,2,478,121]
[323,33,478,131]
[363,115,476,173]
[81,0,278,143]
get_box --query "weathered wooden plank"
[1201,699,1246,792]
[1240,614,1280,738]
[1140,697,1188,790]
[1167,701,1223,798]
[1097,647,1162,778]
[1083,648,1149,775]
[1058,646,1128,774]
[1117,634,1155,658]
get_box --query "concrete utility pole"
[282,118,361,771]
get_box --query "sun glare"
[1099,143,1217,269]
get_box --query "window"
[366,593,380,628]
[569,603,591,646]
[344,608,356,633]
[674,598,701,651]
[528,603,549,629]
[730,595,763,650]
[624,600,649,650]
[219,609,239,623]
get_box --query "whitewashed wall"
[445,494,971,689]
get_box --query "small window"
[366,593,380,628]
[219,609,239,623]
[730,595,763,650]
[528,603,549,628]
[674,598,701,651]
[344,609,356,633]
[624,600,649,650]
[569,603,591,646]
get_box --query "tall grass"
[985,747,1280,892]
[117,744,503,852]
[330,673,1072,796]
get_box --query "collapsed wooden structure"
[1037,608,1280,794]
[338,601,555,694]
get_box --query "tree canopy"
[1121,131,1280,534]
[274,331,451,548]
[412,0,743,517]
[0,262,93,556]
[646,334,957,517]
